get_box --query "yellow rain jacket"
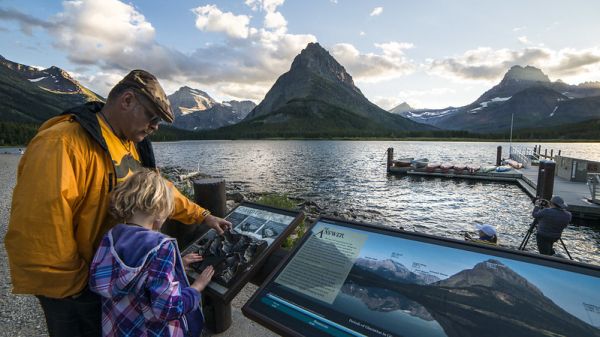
[5,102,210,298]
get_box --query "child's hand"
[191,265,215,292]
[182,253,204,268]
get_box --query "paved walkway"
[520,166,600,218]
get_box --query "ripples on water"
[154,140,600,266]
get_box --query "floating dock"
[387,147,600,225]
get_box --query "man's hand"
[202,214,232,235]
[182,253,204,269]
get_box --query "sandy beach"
[0,154,277,337]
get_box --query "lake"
[154,140,600,265]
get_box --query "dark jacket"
[532,206,571,239]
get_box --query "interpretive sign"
[243,217,600,337]
[182,202,303,302]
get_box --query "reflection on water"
[334,292,447,337]
[154,140,600,265]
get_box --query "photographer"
[532,196,571,256]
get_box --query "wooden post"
[541,161,556,201]
[550,149,554,160]
[192,178,231,334]
[533,145,537,154]
[193,178,227,217]
[536,160,546,198]
[544,149,548,158]
[496,146,502,166]
[558,150,561,156]
[387,148,394,173]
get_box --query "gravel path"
[0,155,47,337]
[0,154,277,337]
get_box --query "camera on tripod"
[534,197,549,208]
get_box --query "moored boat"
[411,158,429,168]
[426,163,441,172]
[440,163,453,172]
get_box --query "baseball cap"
[550,195,568,209]
[475,224,497,237]
[117,69,174,123]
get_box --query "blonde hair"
[109,169,174,221]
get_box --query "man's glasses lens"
[136,93,161,124]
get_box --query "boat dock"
[387,147,600,224]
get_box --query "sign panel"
[182,202,303,302]
[243,217,600,337]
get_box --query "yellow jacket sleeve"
[5,133,89,297]
[168,181,210,225]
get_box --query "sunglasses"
[134,92,161,125]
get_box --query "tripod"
[518,220,573,260]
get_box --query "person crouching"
[532,195,572,256]
[89,169,214,337]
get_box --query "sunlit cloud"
[370,7,383,17]
[331,41,416,82]
[517,36,529,44]
[192,4,250,39]
[374,87,457,110]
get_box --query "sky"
[1,0,600,110]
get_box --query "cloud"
[359,31,365,36]
[0,7,54,35]
[428,47,551,81]
[192,5,250,39]
[512,26,525,32]
[374,88,457,109]
[549,48,600,77]
[264,10,287,31]
[428,46,600,84]
[517,36,529,44]
[50,0,156,66]
[245,0,285,13]
[370,7,383,16]
[331,41,416,82]
[9,0,315,100]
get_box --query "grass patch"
[255,193,307,248]
[256,193,298,210]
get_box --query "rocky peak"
[168,86,216,116]
[44,66,74,81]
[390,102,414,114]
[290,42,360,93]
[501,65,550,85]
[437,259,544,296]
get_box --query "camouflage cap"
[117,69,174,123]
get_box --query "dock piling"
[387,148,393,173]
[536,160,556,200]
[496,146,502,166]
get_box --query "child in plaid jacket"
[89,169,214,337]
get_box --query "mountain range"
[3,44,600,141]
[0,55,254,131]
[398,65,600,132]
[0,55,102,123]
[168,86,255,130]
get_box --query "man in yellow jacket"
[5,70,231,337]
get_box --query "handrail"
[509,145,531,168]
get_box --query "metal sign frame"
[243,216,600,337]
[182,201,304,303]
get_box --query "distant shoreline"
[4,137,600,148]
